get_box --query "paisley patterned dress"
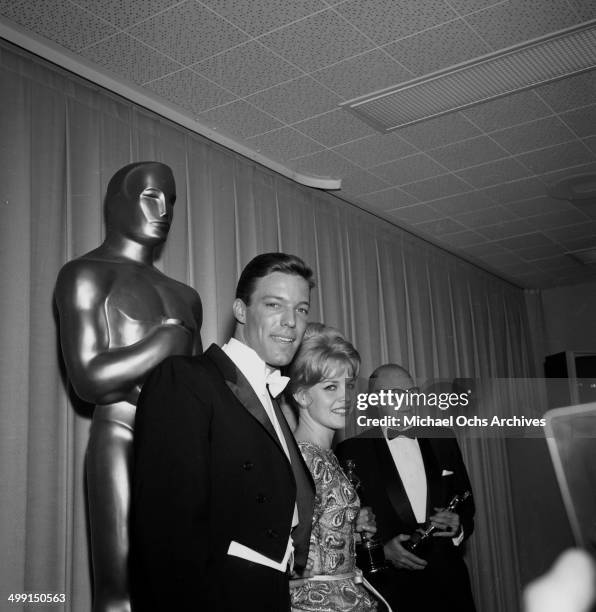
[291,442,378,612]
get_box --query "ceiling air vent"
[342,21,596,132]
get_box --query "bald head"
[369,363,414,393]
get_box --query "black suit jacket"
[336,429,476,612]
[130,344,315,611]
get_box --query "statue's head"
[104,161,176,246]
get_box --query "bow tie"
[265,369,290,398]
[386,427,420,441]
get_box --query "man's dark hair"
[236,252,315,305]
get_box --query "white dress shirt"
[385,431,428,523]
[222,338,297,572]
[384,428,464,545]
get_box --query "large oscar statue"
[55,162,203,612]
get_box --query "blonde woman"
[287,324,383,612]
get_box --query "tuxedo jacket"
[336,429,474,549]
[130,344,315,611]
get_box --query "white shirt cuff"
[227,539,294,573]
[452,526,464,546]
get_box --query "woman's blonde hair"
[287,322,360,396]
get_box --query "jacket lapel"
[203,344,281,452]
[373,434,419,528]
[271,397,315,568]
[418,438,441,516]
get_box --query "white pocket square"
[441,469,454,476]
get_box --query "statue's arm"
[55,262,193,404]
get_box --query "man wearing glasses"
[336,364,476,612]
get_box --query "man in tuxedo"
[336,364,476,612]
[130,253,316,611]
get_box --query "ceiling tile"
[549,269,596,287]
[247,76,339,123]
[561,105,596,138]
[332,133,416,168]
[544,221,596,243]
[517,141,594,175]
[534,256,579,271]
[313,49,413,99]
[536,69,596,113]
[477,219,535,240]
[129,1,248,65]
[511,272,558,288]
[397,113,481,150]
[427,136,507,171]
[500,261,542,275]
[200,0,326,37]
[198,100,283,138]
[517,243,565,260]
[387,203,442,223]
[81,33,181,85]
[559,236,596,251]
[525,208,589,231]
[370,154,446,185]
[456,205,516,228]
[145,69,235,114]
[0,0,21,10]
[71,0,180,29]
[293,109,375,147]
[289,149,358,176]
[384,19,491,76]
[583,136,596,156]
[192,41,301,97]
[439,230,486,247]
[259,9,373,71]
[429,191,495,215]
[572,202,596,221]
[504,270,553,287]
[462,89,552,132]
[478,251,525,267]
[504,196,576,217]
[400,174,471,200]
[245,127,323,160]
[462,242,508,258]
[340,169,390,196]
[478,177,547,204]
[359,188,419,210]
[465,0,579,51]
[414,217,467,235]
[2,0,117,52]
[489,117,575,154]
[335,0,456,46]
[566,0,596,21]
[456,158,531,188]
[446,0,509,15]
[539,161,596,187]
[496,232,556,249]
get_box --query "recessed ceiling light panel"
[343,21,596,132]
